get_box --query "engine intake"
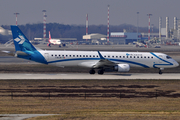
[114,64,130,72]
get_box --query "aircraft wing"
[92,51,117,68]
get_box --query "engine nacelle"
[114,64,130,72]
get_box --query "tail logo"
[14,35,25,44]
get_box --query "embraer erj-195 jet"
[8,26,179,75]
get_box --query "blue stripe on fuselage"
[47,58,150,68]
[150,52,173,68]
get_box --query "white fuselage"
[39,50,179,69]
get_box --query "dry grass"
[0,80,180,119]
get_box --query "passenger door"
[44,53,49,61]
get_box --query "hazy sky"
[1,0,180,28]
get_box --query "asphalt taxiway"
[0,73,179,80]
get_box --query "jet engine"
[114,64,130,72]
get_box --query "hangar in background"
[110,32,141,44]
[83,33,107,44]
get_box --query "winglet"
[98,51,105,60]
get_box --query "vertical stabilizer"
[11,25,36,52]
[49,31,51,40]
[11,25,47,64]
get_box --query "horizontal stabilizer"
[15,51,30,57]
[1,50,15,56]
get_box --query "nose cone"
[174,61,179,67]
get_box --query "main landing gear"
[89,69,95,74]
[89,69,105,75]
[98,69,104,75]
[47,43,51,47]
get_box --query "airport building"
[82,33,107,44]
[110,32,141,44]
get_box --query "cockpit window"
[166,56,172,59]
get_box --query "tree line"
[1,23,158,43]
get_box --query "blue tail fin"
[11,25,47,64]
[11,25,36,52]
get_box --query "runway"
[0,73,180,80]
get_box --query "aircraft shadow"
[105,73,132,76]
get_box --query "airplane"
[47,31,62,47]
[7,25,179,75]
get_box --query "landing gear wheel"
[47,43,51,47]
[89,69,95,74]
[98,69,104,75]
[159,70,162,75]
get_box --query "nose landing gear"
[159,70,162,74]
[158,68,164,75]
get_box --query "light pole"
[42,10,47,42]
[137,12,139,42]
[107,5,110,44]
[147,14,152,40]
[14,13,19,26]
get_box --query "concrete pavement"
[0,73,179,80]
